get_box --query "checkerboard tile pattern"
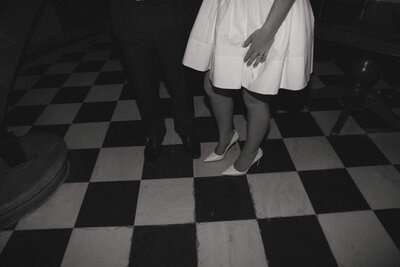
[1,33,400,267]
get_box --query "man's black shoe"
[180,134,201,159]
[144,138,163,165]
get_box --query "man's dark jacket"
[109,0,202,43]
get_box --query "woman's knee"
[242,89,269,108]
[204,83,216,98]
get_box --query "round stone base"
[0,133,68,229]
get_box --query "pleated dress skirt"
[183,0,315,95]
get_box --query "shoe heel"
[234,141,238,150]
[256,160,260,167]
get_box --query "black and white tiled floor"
[1,33,400,266]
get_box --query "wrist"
[259,26,276,38]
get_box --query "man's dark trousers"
[110,0,197,142]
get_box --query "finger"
[260,55,267,63]
[246,52,260,67]
[242,35,253,48]
[253,55,262,68]
[259,53,266,63]
[244,48,255,63]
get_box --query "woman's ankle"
[215,130,235,154]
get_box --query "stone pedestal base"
[0,133,68,229]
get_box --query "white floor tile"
[15,88,59,106]
[7,126,31,136]
[313,62,344,76]
[194,96,212,117]
[12,76,40,90]
[16,183,88,230]
[134,178,195,225]
[369,132,400,164]
[84,84,122,102]
[197,220,268,267]
[247,172,314,218]
[159,82,171,98]
[82,50,112,61]
[284,136,344,171]
[163,118,181,145]
[311,110,364,135]
[62,72,99,87]
[90,147,144,182]
[64,122,109,149]
[318,211,400,267]
[45,62,78,75]
[0,231,13,254]
[266,118,282,139]
[309,75,326,90]
[61,227,133,267]
[35,103,81,125]
[101,59,123,72]
[111,99,141,121]
[348,165,400,210]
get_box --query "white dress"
[183,0,315,95]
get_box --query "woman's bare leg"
[235,89,270,171]
[204,72,235,154]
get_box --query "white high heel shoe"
[203,130,239,162]
[222,148,263,176]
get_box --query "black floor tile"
[194,176,256,222]
[74,102,116,123]
[142,145,193,179]
[5,105,46,126]
[29,124,70,138]
[375,208,400,250]
[51,86,91,104]
[57,52,86,62]
[314,40,333,62]
[193,117,219,143]
[102,121,147,147]
[351,109,396,133]
[109,49,120,60]
[299,169,370,214]
[1,222,18,231]
[90,41,115,51]
[65,149,100,183]
[318,74,347,87]
[306,97,343,111]
[32,74,69,89]
[20,64,51,76]
[328,135,390,167]
[129,224,197,267]
[395,165,400,173]
[258,216,338,267]
[94,71,126,85]
[75,181,139,227]
[372,89,400,108]
[0,229,72,267]
[273,89,308,113]
[6,90,27,107]
[274,112,324,138]
[73,60,105,73]
[248,139,296,174]
[119,83,136,100]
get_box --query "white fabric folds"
[183,0,315,95]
